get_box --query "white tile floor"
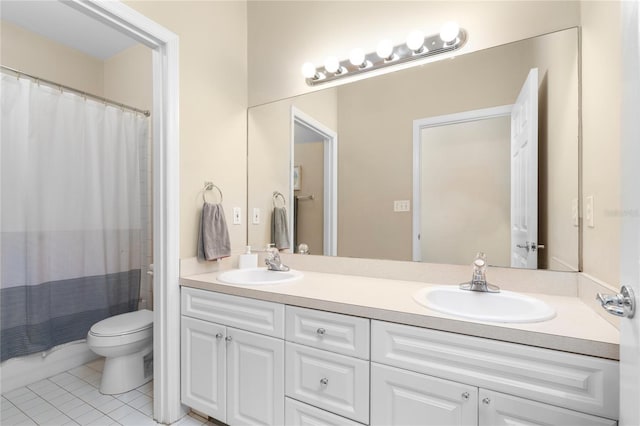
[1,359,213,426]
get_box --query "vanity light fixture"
[302,22,467,86]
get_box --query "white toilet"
[87,309,154,395]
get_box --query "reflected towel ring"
[273,191,286,208]
[203,182,223,203]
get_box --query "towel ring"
[272,191,286,208]
[203,182,223,203]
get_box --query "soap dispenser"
[238,245,258,269]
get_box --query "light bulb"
[349,48,366,67]
[301,62,317,79]
[376,39,394,60]
[406,30,425,52]
[440,21,460,43]
[324,56,340,74]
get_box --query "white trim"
[64,1,182,423]
[291,107,338,256]
[412,105,512,262]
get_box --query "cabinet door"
[371,363,477,426]
[181,316,226,421]
[226,327,285,426]
[478,389,617,426]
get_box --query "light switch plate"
[233,207,241,225]
[585,195,594,228]
[571,198,579,227]
[394,200,411,212]
[252,207,260,225]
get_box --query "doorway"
[291,107,338,256]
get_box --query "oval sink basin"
[217,267,303,285]
[413,286,556,323]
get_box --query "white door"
[619,2,640,424]
[226,327,285,426]
[478,389,615,426]
[180,316,226,421]
[371,363,478,426]
[510,68,539,269]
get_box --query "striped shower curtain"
[0,74,147,362]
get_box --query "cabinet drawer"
[182,287,284,338]
[286,306,370,359]
[371,320,619,420]
[285,343,369,424]
[371,363,478,426]
[478,389,616,426]
[285,398,363,426]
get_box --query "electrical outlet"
[571,198,579,227]
[233,207,241,225]
[252,207,260,224]
[585,195,594,228]
[394,200,411,212]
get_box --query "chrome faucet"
[459,252,500,293]
[265,244,290,272]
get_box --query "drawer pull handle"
[461,392,470,400]
[320,378,329,386]
[482,397,491,405]
[215,333,223,340]
[316,328,326,335]
[225,336,232,342]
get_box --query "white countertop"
[180,269,620,360]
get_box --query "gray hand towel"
[197,202,231,261]
[271,206,290,250]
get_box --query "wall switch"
[394,200,411,212]
[252,207,260,225]
[571,198,579,227]
[233,207,241,225]
[585,195,595,228]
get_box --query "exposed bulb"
[406,30,425,53]
[349,48,366,68]
[376,39,394,61]
[440,21,460,43]
[301,62,317,79]
[324,56,340,74]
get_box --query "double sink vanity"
[179,259,619,426]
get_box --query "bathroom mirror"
[247,28,579,271]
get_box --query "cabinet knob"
[316,328,326,335]
[320,378,328,386]
[482,397,491,405]
[225,336,232,342]
[215,333,223,340]
[461,392,470,400]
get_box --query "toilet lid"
[90,309,153,337]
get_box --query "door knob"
[516,242,545,252]
[597,285,635,318]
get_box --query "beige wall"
[580,1,622,286]
[1,20,104,95]
[248,1,580,105]
[124,1,248,259]
[420,117,511,267]
[247,88,337,250]
[336,30,579,265]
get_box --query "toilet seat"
[89,309,153,337]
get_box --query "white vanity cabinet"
[181,287,285,426]
[285,306,371,425]
[371,320,619,426]
[371,363,478,426]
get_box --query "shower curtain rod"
[1,65,151,117]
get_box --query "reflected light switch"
[252,208,260,225]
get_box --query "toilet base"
[100,346,153,395]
